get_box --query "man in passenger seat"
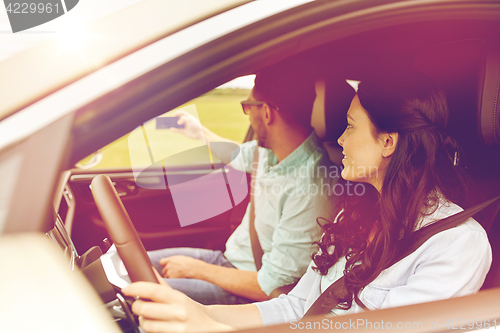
[148,64,341,305]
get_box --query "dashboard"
[47,190,140,333]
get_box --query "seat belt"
[248,146,298,298]
[304,194,500,317]
[249,146,264,270]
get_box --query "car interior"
[41,5,500,332]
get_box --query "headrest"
[311,78,356,142]
[412,39,500,148]
[311,78,356,165]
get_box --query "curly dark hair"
[312,71,470,310]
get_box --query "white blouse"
[254,200,492,326]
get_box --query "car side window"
[77,82,251,170]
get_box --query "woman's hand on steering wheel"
[122,271,233,333]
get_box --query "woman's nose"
[337,132,345,147]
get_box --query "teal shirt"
[224,132,340,295]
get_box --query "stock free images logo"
[129,106,249,228]
[4,0,79,33]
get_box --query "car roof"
[0,0,251,121]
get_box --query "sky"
[0,0,255,89]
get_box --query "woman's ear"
[381,132,398,158]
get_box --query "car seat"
[412,38,500,290]
[310,77,355,166]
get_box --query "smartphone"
[156,116,184,129]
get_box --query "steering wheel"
[91,174,158,283]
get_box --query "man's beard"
[254,119,267,148]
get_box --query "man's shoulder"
[238,139,258,153]
[301,150,341,182]
[230,140,258,173]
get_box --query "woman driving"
[122,71,491,332]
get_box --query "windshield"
[0,0,144,63]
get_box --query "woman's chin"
[341,167,351,181]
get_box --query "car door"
[62,86,254,254]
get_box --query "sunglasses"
[240,100,279,114]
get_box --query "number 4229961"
[6,2,61,14]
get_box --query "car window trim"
[0,0,313,154]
